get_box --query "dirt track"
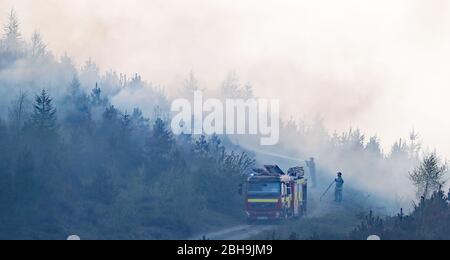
[190,224,276,240]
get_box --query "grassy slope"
[253,188,386,240]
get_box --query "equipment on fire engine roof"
[288,167,305,178]
[264,165,285,175]
[252,168,270,175]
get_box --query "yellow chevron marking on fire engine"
[248,199,279,203]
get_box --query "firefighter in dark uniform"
[335,172,344,203]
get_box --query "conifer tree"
[31,89,57,133]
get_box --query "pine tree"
[145,118,176,176]
[69,77,82,97]
[410,153,447,199]
[90,83,108,107]
[2,10,22,55]
[221,72,241,98]
[364,136,383,160]
[390,138,409,160]
[30,31,46,57]
[209,134,223,155]
[183,71,200,99]
[65,77,91,128]
[408,130,421,160]
[31,89,57,133]
[102,105,120,123]
[151,118,174,153]
[221,72,254,99]
[121,111,131,133]
[4,10,21,41]
[131,108,148,128]
[99,105,122,148]
[195,135,209,156]
[8,91,30,136]
[80,58,100,88]
[365,136,381,155]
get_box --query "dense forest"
[0,11,254,239]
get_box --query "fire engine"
[244,165,308,222]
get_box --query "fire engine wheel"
[300,206,306,217]
[283,209,292,220]
[288,210,294,219]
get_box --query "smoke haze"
[1,0,450,156]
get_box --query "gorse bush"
[350,189,450,240]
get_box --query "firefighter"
[306,158,317,188]
[334,172,344,203]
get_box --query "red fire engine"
[244,165,308,222]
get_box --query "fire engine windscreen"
[248,182,281,196]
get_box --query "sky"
[1,0,450,157]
